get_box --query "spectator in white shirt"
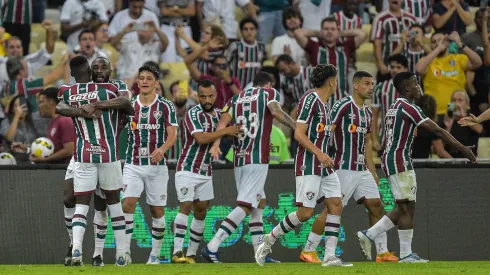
[293,0,332,31]
[0,20,56,85]
[112,21,169,81]
[109,0,160,46]
[271,7,308,67]
[68,30,108,84]
[196,0,257,40]
[93,23,110,57]
[60,0,108,52]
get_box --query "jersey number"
[236,113,260,141]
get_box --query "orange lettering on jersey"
[239,61,245,68]
[349,124,357,133]
[316,123,325,132]
[131,121,137,131]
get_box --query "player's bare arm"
[268,102,296,130]
[55,102,100,118]
[210,113,232,159]
[365,134,380,185]
[371,107,381,151]
[151,125,178,164]
[420,119,477,163]
[294,122,333,168]
[193,125,242,145]
[85,96,135,116]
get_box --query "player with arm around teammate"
[121,65,178,264]
[255,64,351,267]
[200,72,296,263]
[171,80,243,264]
[356,72,476,263]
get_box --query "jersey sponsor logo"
[433,69,459,77]
[239,61,261,69]
[153,111,162,120]
[348,124,368,134]
[236,150,250,158]
[131,122,161,130]
[85,145,106,154]
[68,92,98,102]
[317,123,325,133]
[236,94,259,104]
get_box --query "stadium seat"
[45,9,61,24]
[103,43,120,67]
[40,41,68,65]
[28,43,39,55]
[477,138,490,158]
[160,62,190,92]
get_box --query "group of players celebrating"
[56,55,477,267]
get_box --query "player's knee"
[122,199,136,213]
[179,202,193,216]
[366,199,383,213]
[193,208,207,220]
[150,206,164,219]
[296,207,315,221]
[326,198,343,215]
[63,193,75,208]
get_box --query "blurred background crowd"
[0,0,489,165]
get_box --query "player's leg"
[62,175,75,266]
[121,164,144,260]
[254,175,321,266]
[92,192,108,266]
[172,171,196,263]
[251,198,280,263]
[99,161,128,266]
[71,162,97,266]
[145,165,169,264]
[320,172,351,267]
[300,207,326,263]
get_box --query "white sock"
[173,213,188,255]
[324,214,341,257]
[186,218,205,257]
[271,212,302,245]
[207,207,246,252]
[93,210,108,258]
[398,229,413,258]
[374,232,388,255]
[151,216,166,256]
[63,206,75,245]
[304,232,322,252]
[72,204,90,254]
[366,215,395,240]
[107,203,126,253]
[249,208,264,253]
[124,213,134,253]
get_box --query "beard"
[201,103,214,112]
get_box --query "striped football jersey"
[402,0,431,26]
[372,79,398,145]
[280,65,313,104]
[226,39,268,89]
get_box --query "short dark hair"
[139,65,160,79]
[253,72,273,87]
[311,64,338,88]
[70,55,89,71]
[197,79,216,91]
[40,87,60,104]
[282,7,303,30]
[415,94,436,120]
[353,71,373,82]
[169,81,180,94]
[409,23,424,34]
[388,54,409,69]
[213,54,227,64]
[6,56,23,80]
[78,29,94,41]
[321,16,338,28]
[393,72,416,94]
[274,54,295,67]
[240,16,259,31]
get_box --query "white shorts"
[73,161,122,196]
[122,164,169,206]
[295,173,342,208]
[337,169,380,206]
[234,164,268,208]
[175,171,214,203]
[388,170,417,202]
[65,157,106,198]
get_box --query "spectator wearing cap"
[271,7,308,67]
[1,56,68,136]
[0,20,56,85]
[196,0,257,41]
[11,88,74,164]
[1,0,34,56]
[60,0,108,52]
[432,0,472,36]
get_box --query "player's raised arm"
[420,119,476,163]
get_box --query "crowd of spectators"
[0,0,489,165]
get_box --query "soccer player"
[255,64,351,267]
[121,65,178,264]
[356,72,476,263]
[56,56,134,266]
[227,17,268,89]
[371,54,409,152]
[299,71,398,263]
[200,72,296,263]
[171,80,243,264]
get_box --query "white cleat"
[321,256,353,267]
[71,247,83,266]
[146,253,160,264]
[399,253,429,263]
[254,234,274,266]
[356,230,373,260]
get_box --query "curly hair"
[311,64,338,88]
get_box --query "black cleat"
[92,255,105,266]
[64,246,72,266]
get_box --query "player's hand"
[458,114,479,127]
[29,153,46,163]
[225,125,243,137]
[210,145,222,161]
[316,152,334,168]
[150,147,166,163]
[81,104,97,116]
[459,146,477,163]
[372,138,381,152]
[81,109,102,119]
[11,142,27,153]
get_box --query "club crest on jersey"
[153,111,162,120]
[306,191,315,200]
[139,147,149,156]
[180,187,188,195]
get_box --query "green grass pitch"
[2,262,490,275]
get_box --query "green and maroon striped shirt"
[279,65,313,104]
[226,39,268,89]
[1,0,32,25]
[372,79,398,145]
